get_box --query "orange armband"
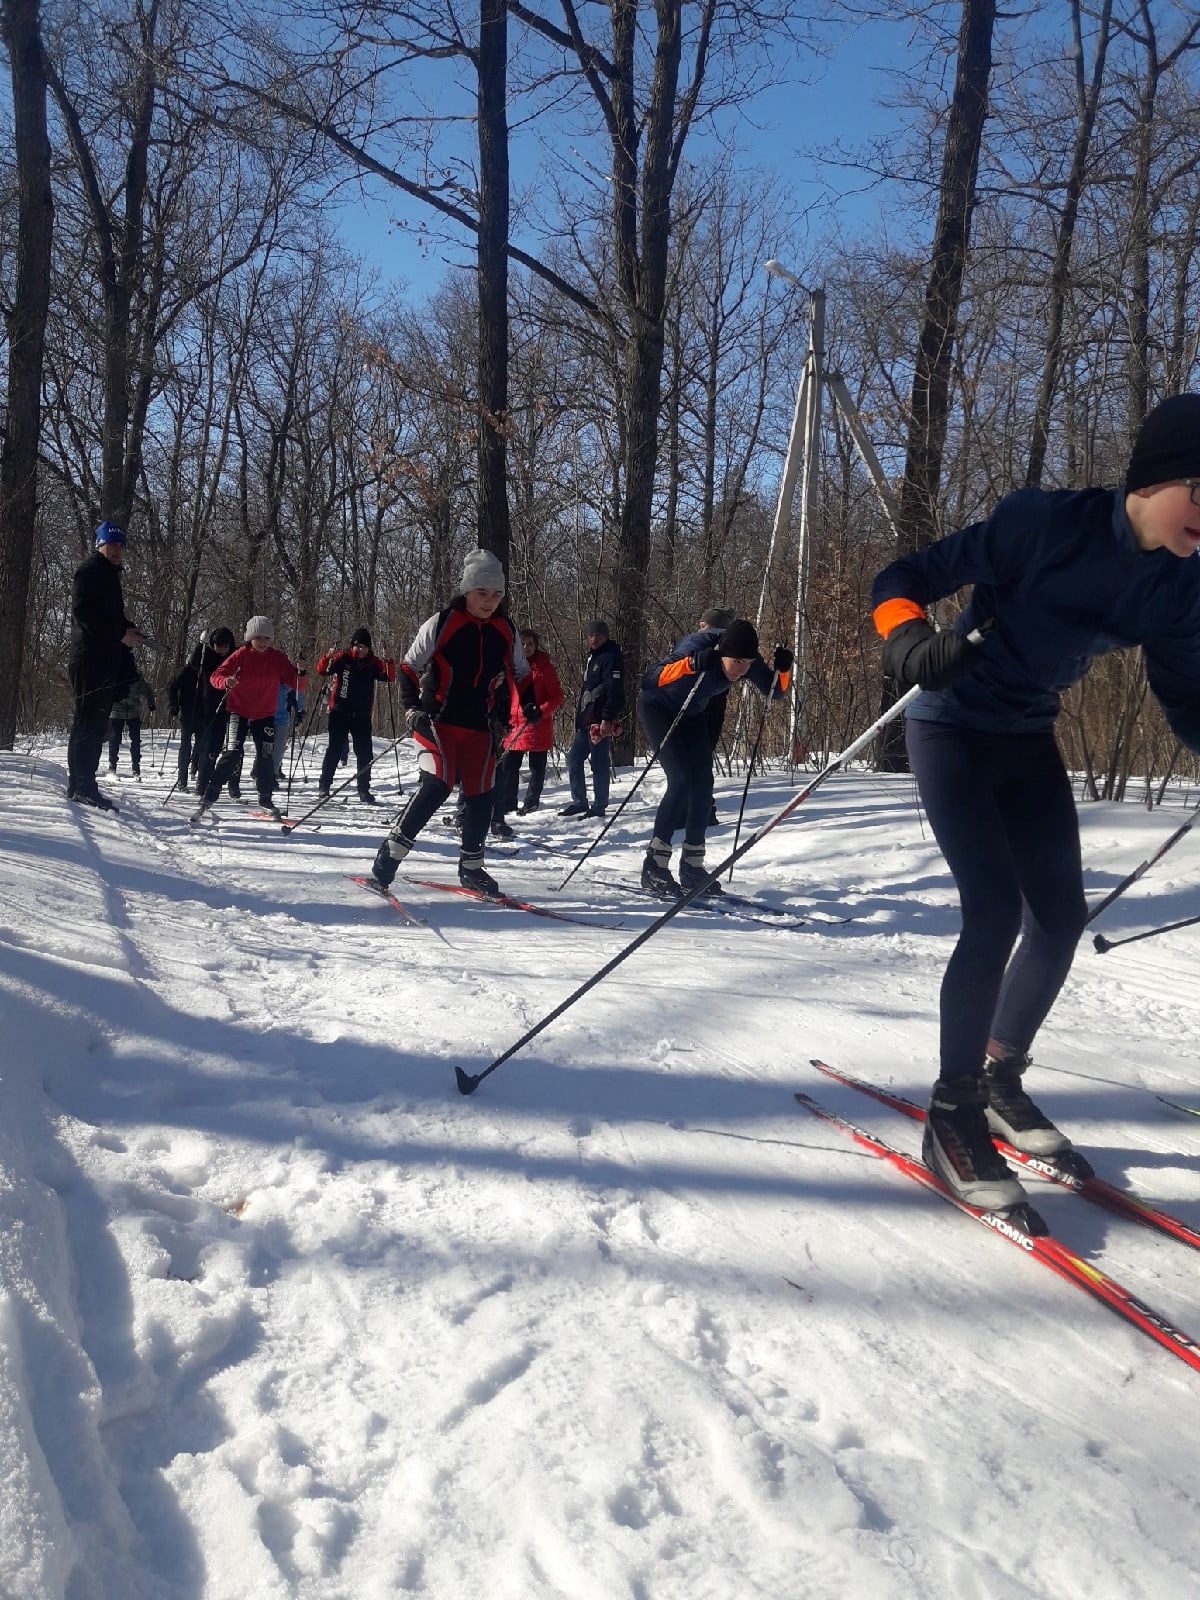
[872,598,926,639]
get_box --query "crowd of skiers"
[63,392,1200,1221]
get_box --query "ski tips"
[1093,933,1112,953]
[455,1066,481,1097]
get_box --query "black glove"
[147,696,157,713]
[883,620,976,692]
[772,646,794,675]
[692,646,720,673]
[285,691,298,715]
[405,706,433,740]
[522,702,543,725]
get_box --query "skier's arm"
[1145,606,1200,754]
[540,659,565,718]
[211,646,246,689]
[746,647,793,699]
[400,614,441,710]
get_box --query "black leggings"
[638,695,713,847]
[321,710,375,794]
[906,719,1087,1081]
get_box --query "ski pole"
[728,670,780,881]
[286,689,322,812]
[556,675,705,892]
[157,716,176,776]
[384,656,404,791]
[1085,796,1200,925]
[1094,911,1200,954]
[280,735,406,833]
[163,682,234,805]
[456,666,951,1097]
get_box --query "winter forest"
[1,1,1199,789]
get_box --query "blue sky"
[331,13,923,301]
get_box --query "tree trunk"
[0,0,53,748]
[896,0,997,556]
[476,0,511,571]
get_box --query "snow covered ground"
[1,734,1199,1600]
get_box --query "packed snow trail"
[2,745,1200,1598]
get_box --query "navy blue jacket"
[574,637,625,729]
[872,487,1200,751]
[640,629,787,719]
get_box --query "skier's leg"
[372,724,454,885]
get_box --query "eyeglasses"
[1185,479,1200,508]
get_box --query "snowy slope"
[1,740,1199,1600]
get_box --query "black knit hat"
[350,627,373,650]
[209,626,235,650]
[1126,394,1200,493]
[717,619,759,659]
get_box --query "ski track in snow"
[1,744,1199,1598]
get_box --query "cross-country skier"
[872,391,1200,1213]
[316,628,396,804]
[369,550,541,896]
[490,627,565,837]
[637,618,792,896]
[560,619,625,817]
[191,618,305,822]
[106,669,156,777]
[67,520,147,809]
[169,628,235,793]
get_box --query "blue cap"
[95,520,126,548]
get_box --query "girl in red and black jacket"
[316,627,396,803]
[192,617,305,819]
[491,627,565,831]
[370,551,541,896]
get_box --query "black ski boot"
[984,1052,1090,1172]
[679,846,723,896]
[459,852,501,898]
[490,817,515,842]
[922,1076,1033,1215]
[641,838,680,897]
[189,797,213,825]
[372,830,413,889]
[73,786,117,812]
[559,801,589,817]
[358,791,378,806]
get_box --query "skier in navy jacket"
[871,393,1200,1219]
[637,618,791,896]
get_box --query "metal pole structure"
[790,284,824,780]
[825,373,902,535]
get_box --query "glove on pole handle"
[456,673,942,1097]
[1093,911,1200,954]
[1085,797,1200,926]
[728,669,781,881]
[556,674,705,892]
[281,734,405,833]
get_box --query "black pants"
[107,718,142,772]
[394,773,492,854]
[906,718,1087,1081]
[178,711,206,785]
[639,695,713,848]
[68,661,120,795]
[204,715,276,806]
[194,712,229,797]
[492,748,547,818]
[320,710,374,795]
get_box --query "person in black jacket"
[561,619,625,817]
[316,627,397,803]
[168,627,236,793]
[67,521,146,809]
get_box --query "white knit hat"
[244,615,274,641]
[460,549,505,596]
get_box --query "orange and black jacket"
[400,598,534,733]
[317,648,395,717]
[640,629,789,718]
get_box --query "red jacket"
[211,645,304,720]
[506,648,564,752]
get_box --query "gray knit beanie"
[460,548,505,595]
[244,615,274,641]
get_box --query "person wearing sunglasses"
[871,392,1200,1223]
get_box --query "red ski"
[402,877,624,930]
[794,1090,1200,1378]
[811,1058,1200,1257]
[347,875,428,928]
